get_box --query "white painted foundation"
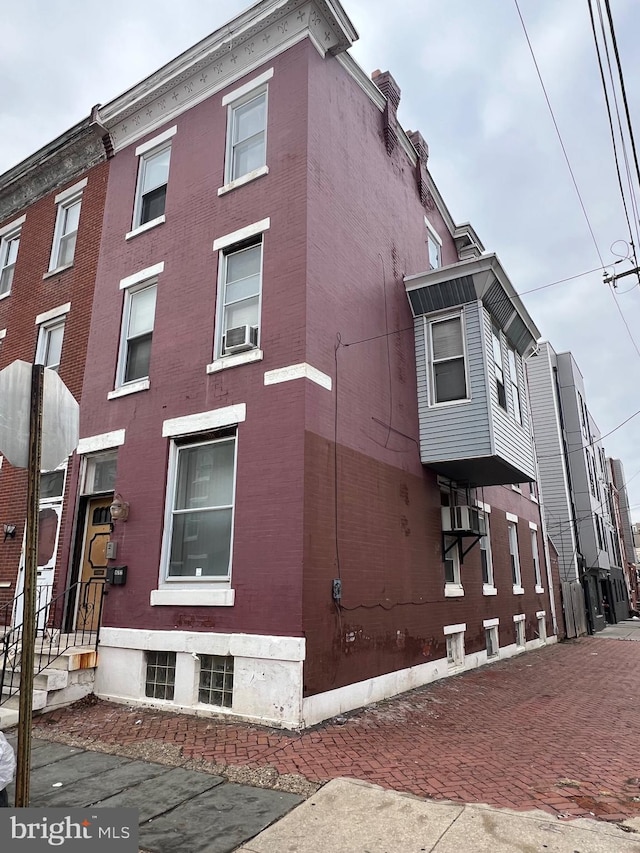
[96,627,556,729]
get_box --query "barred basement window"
[145,651,176,700]
[199,655,234,708]
[485,626,499,659]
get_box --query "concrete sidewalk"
[597,617,640,641]
[239,778,640,853]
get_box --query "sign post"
[0,360,79,807]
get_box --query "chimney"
[371,70,401,155]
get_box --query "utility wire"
[514,0,605,267]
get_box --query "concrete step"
[3,688,48,712]
[0,707,18,730]
[3,668,69,692]
[34,649,97,672]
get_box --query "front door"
[75,496,112,632]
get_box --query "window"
[40,470,65,500]
[537,612,547,642]
[508,520,522,588]
[117,282,157,386]
[507,347,522,424]
[485,625,499,659]
[219,240,262,357]
[0,229,20,297]
[429,315,467,403]
[36,319,65,372]
[443,535,461,587]
[480,513,494,588]
[50,195,82,271]
[145,651,175,700]
[134,144,171,228]
[165,435,236,580]
[529,481,538,501]
[199,655,234,708]
[83,451,118,495]
[514,616,526,648]
[425,218,442,270]
[531,527,542,589]
[444,624,465,669]
[226,90,267,183]
[492,325,507,409]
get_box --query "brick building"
[0,115,110,630]
[1,0,560,728]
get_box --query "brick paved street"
[32,638,640,822]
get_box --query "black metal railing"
[0,580,105,707]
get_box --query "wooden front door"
[76,496,112,632]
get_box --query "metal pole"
[15,363,44,807]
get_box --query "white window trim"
[114,271,160,392]
[535,585,545,594]
[513,613,526,622]
[35,302,71,326]
[0,216,24,299]
[54,178,87,204]
[222,70,272,188]
[158,433,238,589]
[479,505,494,590]
[443,622,466,635]
[426,311,470,407]
[483,618,499,628]
[77,429,125,455]
[213,218,270,253]
[425,216,442,269]
[511,484,522,493]
[35,316,66,371]
[135,125,177,157]
[162,404,246,438]
[132,133,174,233]
[444,626,465,669]
[48,188,84,272]
[0,214,26,237]
[213,231,266,361]
[0,329,6,340]
[443,533,462,592]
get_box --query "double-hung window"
[0,217,23,297]
[480,511,494,589]
[37,320,65,372]
[507,347,522,424]
[492,325,507,409]
[221,69,272,191]
[429,314,467,404]
[166,435,236,580]
[507,516,522,590]
[212,218,270,362]
[35,302,70,374]
[530,524,542,589]
[425,217,442,270]
[112,263,162,396]
[132,128,176,231]
[49,180,86,272]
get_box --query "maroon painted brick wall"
[0,161,109,613]
[81,42,314,636]
[301,50,556,694]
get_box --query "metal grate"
[145,651,176,700]
[198,654,234,708]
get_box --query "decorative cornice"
[99,0,357,152]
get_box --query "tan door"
[76,496,112,632]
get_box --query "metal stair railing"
[0,579,105,707]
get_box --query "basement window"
[145,651,176,700]
[199,655,234,708]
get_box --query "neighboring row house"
[0,0,630,727]
[526,342,630,632]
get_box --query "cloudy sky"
[2,1,640,520]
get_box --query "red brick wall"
[80,42,313,636]
[301,50,556,695]
[0,161,109,615]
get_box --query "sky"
[2,0,640,521]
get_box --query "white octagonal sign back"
[0,360,79,470]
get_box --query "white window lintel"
[54,177,87,205]
[135,125,177,157]
[529,521,538,531]
[77,429,126,455]
[0,214,26,238]
[213,218,270,252]
[0,329,6,340]
[119,262,164,290]
[221,68,274,107]
[506,512,519,523]
[536,610,546,618]
[35,302,71,326]
[162,403,246,438]
[513,613,526,622]
[443,622,466,636]
[483,618,499,628]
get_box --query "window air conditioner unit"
[224,325,258,354]
[441,505,486,536]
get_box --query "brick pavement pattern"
[33,638,640,821]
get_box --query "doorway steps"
[0,643,98,730]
